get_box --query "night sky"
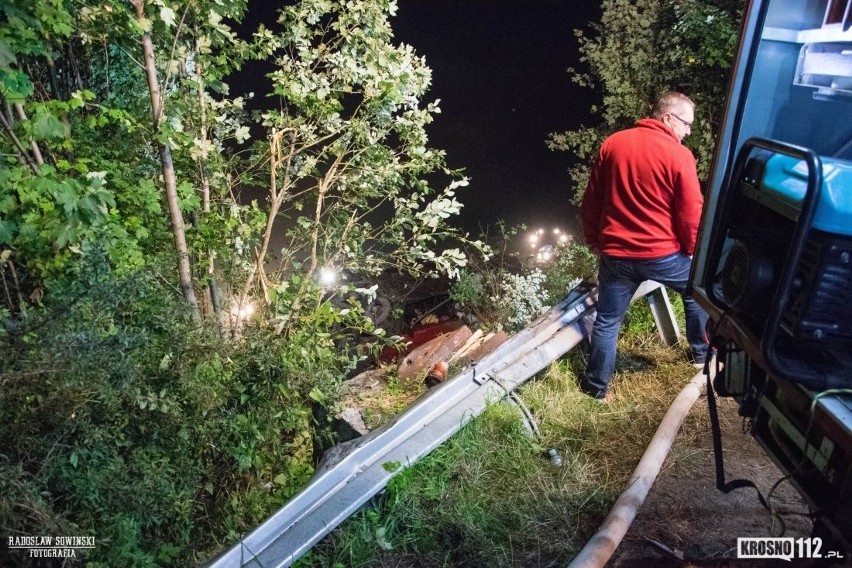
[392,1,601,238]
[235,2,602,240]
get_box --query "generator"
[689,0,852,552]
[705,139,852,390]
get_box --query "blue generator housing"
[713,140,852,388]
[762,155,852,345]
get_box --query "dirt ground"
[608,395,844,568]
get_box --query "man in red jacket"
[579,91,709,401]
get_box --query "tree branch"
[13,103,45,166]
[236,132,297,329]
[0,109,39,174]
[157,2,192,125]
[194,43,222,321]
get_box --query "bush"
[491,270,548,332]
[451,230,598,332]
[0,269,358,567]
[540,240,598,304]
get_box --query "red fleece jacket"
[580,118,703,258]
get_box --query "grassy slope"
[305,301,711,567]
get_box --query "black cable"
[705,340,772,512]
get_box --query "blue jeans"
[580,253,709,398]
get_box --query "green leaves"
[0,1,491,563]
[0,42,15,68]
[0,68,33,101]
[549,0,745,196]
[31,110,65,139]
[177,180,201,212]
[1,157,137,278]
[159,6,177,28]
[0,220,14,244]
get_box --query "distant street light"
[524,225,572,265]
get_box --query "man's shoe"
[586,391,613,404]
[690,347,716,368]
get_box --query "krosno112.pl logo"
[738,537,845,561]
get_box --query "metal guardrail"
[206,280,678,568]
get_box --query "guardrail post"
[633,281,680,346]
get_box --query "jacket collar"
[635,117,680,143]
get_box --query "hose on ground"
[568,369,711,568]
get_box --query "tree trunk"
[132,0,201,324]
[195,50,221,323]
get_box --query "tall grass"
[306,300,709,567]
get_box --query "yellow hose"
[568,368,712,567]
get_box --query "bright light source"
[559,234,568,243]
[529,234,539,243]
[553,228,561,234]
[319,266,338,287]
[231,302,255,320]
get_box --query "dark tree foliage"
[548,0,746,204]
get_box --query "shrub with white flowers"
[492,269,548,331]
